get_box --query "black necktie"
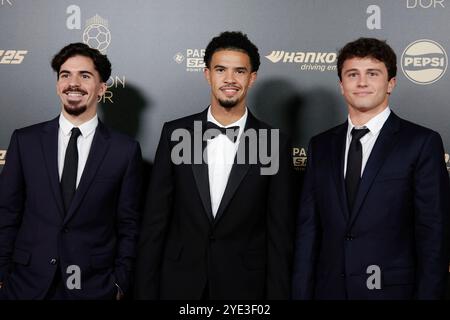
[61,127,81,213]
[205,121,240,143]
[345,128,370,212]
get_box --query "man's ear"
[98,82,107,97]
[387,77,396,94]
[339,81,345,95]
[204,68,211,85]
[248,71,257,88]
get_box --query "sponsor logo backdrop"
[1,0,450,173]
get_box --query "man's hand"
[0,281,3,289]
[115,283,124,300]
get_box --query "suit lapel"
[330,123,351,221]
[41,117,65,219]
[213,111,257,225]
[64,121,111,223]
[349,112,401,226]
[190,109,214,223]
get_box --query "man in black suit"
[292,38,450,299]
[0,43,142,299]
[135,31,295,299]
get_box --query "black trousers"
[201,281,210,300]
[446,274,450,300]
[45,268,66,300]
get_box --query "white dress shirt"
[344,107,391,177]
[206,106,248,217]
[58,113,98,188]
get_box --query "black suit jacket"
[0,117,142,299]
[292,112,450,299]
[135,108,296,299]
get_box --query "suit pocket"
[375,176,410,183]
[382,267,415,286]
[94,178,117,183]
[242,250,266,270]
[94,173,120,183]
[12,248,31,266]
[91,253,115,269]
[375,170,411,183]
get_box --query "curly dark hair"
[51,42,111,82]
[204,31,260,72]
[337,38,397,81]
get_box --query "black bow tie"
[205,121,240,143]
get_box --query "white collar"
[347,107,391,136]
[59,113,98,138]
[207,106,248,131]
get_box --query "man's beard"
[64,104,87,116]
[218,98,238,109]
[62,85,89,116]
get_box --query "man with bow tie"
[135,31,296,300]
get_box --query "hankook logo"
[265,50,337,72]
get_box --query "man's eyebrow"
[344,68,358,74]
[366,68,382,73]
[59,70,94,75]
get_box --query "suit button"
[209,235,216,242]
[345,234,354,241]
[50,258,57,265]
[340,273,345,277]
[63,228,69,233]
